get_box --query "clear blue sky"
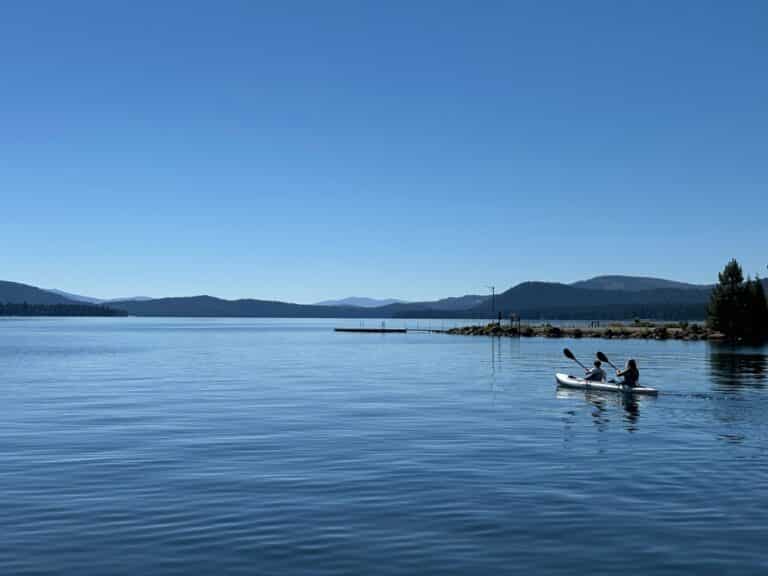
[2,1,766,303]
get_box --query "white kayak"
[555,373,659,396]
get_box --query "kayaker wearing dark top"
[616,359,639,387]
[584,360,606,382]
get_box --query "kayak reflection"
[556,388,655,432]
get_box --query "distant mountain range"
[45,289,152,304]
[108,296,364,318]
[314,297,406,308]
[0,281,82,306]
[570,275,708,292]
[483,281,712,320]
[45,289,104,304]
[2,275,766,320]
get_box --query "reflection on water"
[555,388,651,433]
[622,395,640,429]
[487,336,521,399]
[708,347,767,389]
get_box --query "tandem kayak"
[555,373,659,396]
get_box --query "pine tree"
[708,260,768,342]
[748,276,768,342]
[708,259,745,338]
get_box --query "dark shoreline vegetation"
[445,320,724,341]
[0,303,127,317]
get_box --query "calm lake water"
[1,318,766,575]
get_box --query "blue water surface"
[1,318,766,575]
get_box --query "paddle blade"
[596,351,618,370]
[563,348,575,360]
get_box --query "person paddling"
[616,359,640,388]
[584,360,606,382]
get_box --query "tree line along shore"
[0,303,127,317]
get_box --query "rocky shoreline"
[444,321,725,341]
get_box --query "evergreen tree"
[708,260,768,342]
[708,259,745,337]
[748,276,768,341]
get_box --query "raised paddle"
[596,351,618,371]
[563,348,588,372]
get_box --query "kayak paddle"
[563,348,588,371]
[596,351,618,371]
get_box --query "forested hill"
[464,282,711,320]
[109,294,490,318]
[4,276,767,320]
[0,281,126,316]
[571,275,709,292]
[109,296,365,318]
[0,280,79,305]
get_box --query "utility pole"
[487,285,495,319]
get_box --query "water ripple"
[0,318,767,575]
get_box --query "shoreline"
[443,322,725,341]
